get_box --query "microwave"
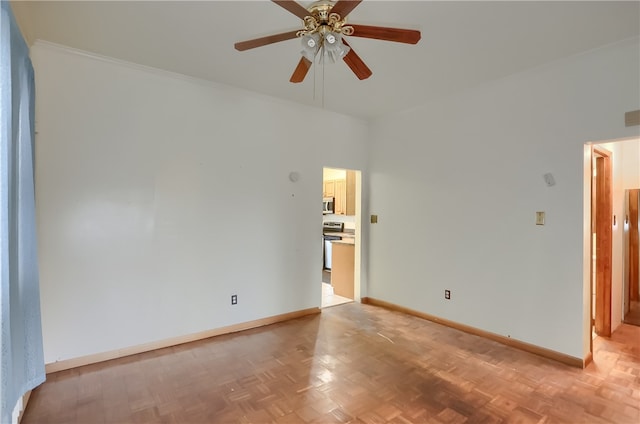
[322,197,335,215]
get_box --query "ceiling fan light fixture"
[235,0,421,83]
[300,33,321,61]
[325,33,337,45]
[322,31,350,62]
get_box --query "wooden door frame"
[592,146,613,339]
[628,190,639,307]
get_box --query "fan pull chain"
[322,49,326,108]
[313,52,317,101]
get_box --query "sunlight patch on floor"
[321,282,352,308]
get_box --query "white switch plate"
[536,211,545,225]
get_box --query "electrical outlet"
[231,295,237,305]
[444,290,451,300]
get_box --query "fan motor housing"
[308,0,340,23]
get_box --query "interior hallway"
[22,303,640,423]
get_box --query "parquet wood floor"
[624,301,640,326]
[23,303,640,423]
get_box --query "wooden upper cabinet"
[345,170,356,216]
[323,170,356,216]
[323,180,335,198]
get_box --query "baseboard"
[16,390,31,424]
[45,307,321,374]
[361,297,585,368]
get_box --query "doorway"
[584,138,640,362]
[321,167,361,308]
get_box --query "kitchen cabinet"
[334,179,346,214]
[331,240,354,299]
[323,180,335,198]
[323,170,356,216]
[345,170,356,216]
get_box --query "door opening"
[321,167,361,308]
[584,139,640,362]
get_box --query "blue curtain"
[0,1,46,422]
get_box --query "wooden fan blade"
[349,24,421,44]
[271,0,310,20]
[290,57,312,83]
[330,0,363,19]
[341,40,372,80]
[234,30,299,51]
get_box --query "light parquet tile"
[22,303,640,423]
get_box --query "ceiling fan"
[234,0,421,83]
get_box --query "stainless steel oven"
[323,221,343,270]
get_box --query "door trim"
[628,189,639,304]
[592,146,612,339]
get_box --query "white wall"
[367,37,640,359]
[32,42,368,364]
[621,141,640,189]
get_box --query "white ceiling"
[12,0,640,120]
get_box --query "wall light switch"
[370,214,378,224]
[536,211,545,225]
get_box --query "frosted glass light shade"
[323,32,350,63]
[301,33,321,61]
